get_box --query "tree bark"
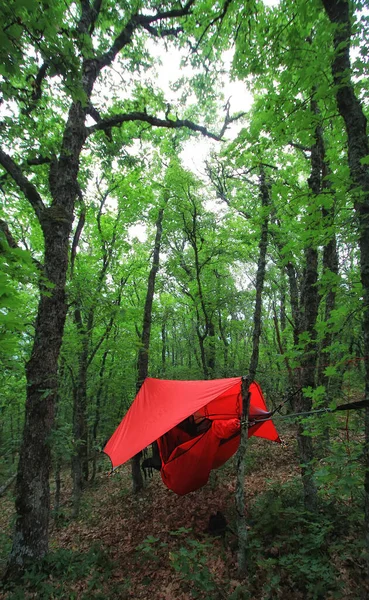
[317,158,339,440]
[235,376,251,576]
[321,0,369,558]
[235,165,270,577]
[132,202,166,493]
[6,200,75,575]
[294,96,325,513]
[91,347,109,483]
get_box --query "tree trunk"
[54,461,62,520]
[91,348,109,483]
[196,324,208,379]
[294,96,325,513]
[235,165,270,577]
[218,310,229,376]
[132,202,166,493]
[207,319,216,378]
[71,308,90,517]
[6,205,74,575]
[317,160,339,445]
[161,320,167,375]
[235,376,251,576]
[321,0,369,559]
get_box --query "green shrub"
[1,545,115,600]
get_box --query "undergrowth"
[246,481,364,599]
[0,546,118,600]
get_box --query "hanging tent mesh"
[104,377,280,495]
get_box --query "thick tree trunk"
[321,0,369,559]
[7,208,73,575]
[3,98,87,577]
[71,312,90,517]
[236,165,270,577]
[132,203,166,493]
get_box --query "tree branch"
[288,141,311,159]
[0,148,45,221]
[27,156,52,166]
[86,111,222,140]
[0,219,18,249]
[141,24,183,38]
[70,204,86,278]
[96,0,195,70]
[0,219,43,271]
[193,0,233,53]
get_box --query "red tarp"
[104,377,280,495]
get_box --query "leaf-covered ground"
[1,426,368,599]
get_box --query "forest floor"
[0,424,368,600]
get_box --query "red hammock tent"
[104,377,280,495]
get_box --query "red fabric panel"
[159,419,238,495]
[212,435,240,469]
[104,377,241,469]
[160,429,219,495]
[212,418,240,439]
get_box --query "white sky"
[149,43,253,175]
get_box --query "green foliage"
[169,538,221,600]
[135,535,162,562]
[248,482,344,599]
[1,546,115,600]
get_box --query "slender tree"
[132,198,167,493]
[235,165,271,576]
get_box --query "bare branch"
[86,103,102,123]
[78,0,92,33]
[0,148,45,221]
[86,111,222,141]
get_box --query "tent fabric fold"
[104,377,280,495]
